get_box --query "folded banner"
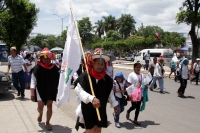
[57,10,81,107]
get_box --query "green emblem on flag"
[65,68,73,83]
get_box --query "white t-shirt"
[193,63,200,71]
[23,59,32,72]
[144,53,150,60]
[113,80,126,98]
[126,72,144,95]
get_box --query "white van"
[135,49,173,66]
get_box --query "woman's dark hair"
[25,53,31,59]
[134,62,141,68]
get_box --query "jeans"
[12,70,25,96]
[145,60,149,70]
[191,71,199,84]
[149,77,164,91]
[114,96,124,123]
[178,78,187,94]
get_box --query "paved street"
[0,64,200,133]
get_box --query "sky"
[29,0,191,36]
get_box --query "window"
[137,52,142,56]
[150,52,161,57]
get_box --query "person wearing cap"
[177,58,189,98]
[149,57,165,93]
[190,58,200,85]
[5,47,30,99]
[74,50,118,133]
[30,48,60,130]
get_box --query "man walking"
[177,58,189,98]
[190,58,200,85]
[148,57,157,89]
[144,50,150,70]
[149,57,165,93]
[5,47,30,99]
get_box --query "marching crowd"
[5,46,200,133]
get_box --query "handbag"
[116,81,127,106]
[131,74,142,102]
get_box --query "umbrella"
[50,47,63,51]
[107,54,116,62]
[22,45,42,52]
[180,45,192,51]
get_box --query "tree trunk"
[189,23,199,64]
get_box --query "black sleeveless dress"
[76,72,113,129]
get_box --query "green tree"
[77,17,93,47]
[117,14,136,39]
[92,42,102,49]
[161,32,186,48]
[137,25,164,38]
[176,0,200,63]
[94,20,104,38]
[0,0,39,51]
[105,30,122,41]
[102,15,116,32]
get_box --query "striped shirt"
[8,55,25,73]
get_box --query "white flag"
[57,11,82,107]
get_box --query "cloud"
[30,0,190,35]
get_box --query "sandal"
[133,120,141,126]
[126,111,130,119]
[45,123,52,131]
[37,108,43,122]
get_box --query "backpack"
[131,74,142,102]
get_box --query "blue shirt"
[8,55,25,73]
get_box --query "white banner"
[57,11,82,107]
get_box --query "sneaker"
[160,91,165,94]
[115,122,121,128]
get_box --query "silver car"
[125,54,135,62]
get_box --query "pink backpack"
[131,74,142,102]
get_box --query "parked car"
[125,54,135,62]
[0,71,12,93]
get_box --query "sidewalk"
[0,87,84,133]
[0,64,84,133]
[113,64,173,77]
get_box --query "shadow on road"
[139,120,160,128]
[186,96,195,99]
[0,90,15,101]
[120,121,136,130]
[38,122,72,133]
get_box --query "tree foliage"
[176,0,200,62]
[77,17,93,47]
[0,0,39,52]
[117,14,136,39]
[137,25,164,38]
[102,15,116,32]
[105,30,122,41]
[161,32,186,48]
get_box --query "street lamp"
[53,14,69,34]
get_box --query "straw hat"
[92,48,110,62]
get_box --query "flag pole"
[69,3,101,122]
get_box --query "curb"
[113,65,173,78]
